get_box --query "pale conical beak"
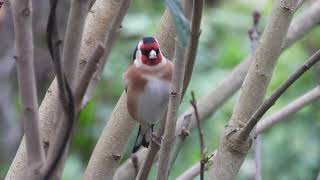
[149,50,157,60]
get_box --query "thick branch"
[11,0,45,178]
[82,0,132,106]
[175,0,320,136]
[209,0,298,179]
[5,0,129,179]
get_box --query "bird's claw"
[150,133,162,147]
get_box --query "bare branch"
[182,0,204,95]
[254,135,262,180]
[75,43,105,110]
[283,0,320,49]
[11,0,45,178]
[239,48,320,139]
[175,0,320,136]
[190,91,205,180]
[256,86,320,134]
[209,0,298,179]
[176,152,215,180]
[157,37,187,179]
[5,0,132,179]
[82,0,132,107]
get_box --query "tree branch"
[11,0,45,178]
[5,0,129,179]
[157,36,187,179]
[254,135,262,180]
[239,48,320,140]
[208,0,298,179]
[182,0,204,95]
[175,0,320,136]
[190,91,205,180]
[114,3,320,178]
[82,0,132,107]
[256,86,320,134]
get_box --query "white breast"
[137,76,171,125]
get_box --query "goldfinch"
[124,36,173,153]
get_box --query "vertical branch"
[255,135,262,180]
[190,91,205,180]
[209,0,298,179]
[11,0,45,177]
[182,0,204,95]
[248,10,262,180]
[157,37,187,179]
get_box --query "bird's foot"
[150,133,162,147]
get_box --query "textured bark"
[82,9,176,180]
[283,0,320,49]
[5,0,125,179]
[45,0,90,178]
[208,0,298,179]
[113,148,148,180]
[157,40,187,180]
[10,0,45,178]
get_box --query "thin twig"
[256,86,320,134]
[182,0,204,96]
[11,0,45,177]
[176,152,215,180]
[239,48,320,140]
[190,91,205,180]
[255,135,262,180]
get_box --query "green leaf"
[165,0,190,47]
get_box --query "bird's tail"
[132,125,153,153]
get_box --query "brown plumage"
[123,37,173,152]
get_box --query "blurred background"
[0,0,320,179]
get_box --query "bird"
[123,36,173,153]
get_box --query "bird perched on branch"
[123,36,173,153]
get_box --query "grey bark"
[208,0,298,179]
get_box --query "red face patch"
[139,43,162,66]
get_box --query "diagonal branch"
[256,86,320,134]
[11,0,45,178]
[239,48,320,140]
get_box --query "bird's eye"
[140,49,148,55]
[155,49,160,54]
